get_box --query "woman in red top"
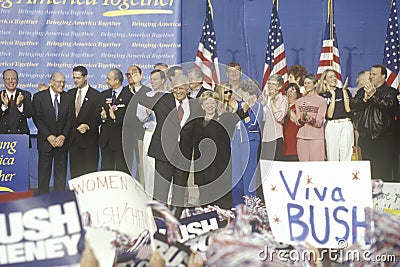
[282,83,302,161]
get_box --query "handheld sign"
[68,171,156,238]
[0,190,84,266]
[373,182,400,211]
[260,160,373,248]
[156,211,220,243]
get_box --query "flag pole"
[329,0,333,68]
[208,0,213,19]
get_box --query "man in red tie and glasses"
[0,69,33,138]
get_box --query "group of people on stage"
[1,62,399,217]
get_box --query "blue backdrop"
[0,0,396,188]
[182,0,394,87]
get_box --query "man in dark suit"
[33,72,72,194]
[123,65,151,183]
[0,69,33,137]
[99,68,132,174]
[187,67,209,98]
[68,66,100,178]
[139,74,196,218]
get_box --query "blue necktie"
[112,90,117,104]
[54,94,59,120]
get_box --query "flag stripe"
[317,14,343,88]
[262,3,288,92]
[382,0,400,90]
[194,0,220,90]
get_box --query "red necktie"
[9,95,14,108]
[178,101,184,123]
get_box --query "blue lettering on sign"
[281,170,369,245]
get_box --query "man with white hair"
[187,67,208,98]
[138,74,196,217]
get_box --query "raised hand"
[108,104,116,120]
[100,106,107,119]
[16,92,24,106]
[1,91,9,107]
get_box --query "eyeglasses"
[125,72,138,77]
[224,90,233,94]
[52,80,66,84]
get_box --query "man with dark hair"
[68,66,100,178]
[136,69,168,197]
[166,66,183,83]
[0,69,33,137]
[153,62,168,71]
[33,72,73,194]
[226,61,243,100]
[351,64,399,181]
[99,68,132,174]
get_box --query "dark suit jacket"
[68,86,100,148]
[0,89,33,134]
[99,87,132,151]
[139,93,197,169]
[32,89,72,153]
[194,86,209,98]
[123,84,152,140]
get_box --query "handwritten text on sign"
[69,171,154,238]
[373,182,400,211]
[260,160,373,248]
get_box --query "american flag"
[316,0,343,87]
[383,0,400,90]
[262,1,288,92]
[195,0,220,90]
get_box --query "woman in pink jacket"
[295,74,327,161]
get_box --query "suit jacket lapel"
[45,90,57,121]
[77,88,90,118]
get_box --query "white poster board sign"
[260,160,372,248]
[373,182,400,211]
[68,171,156,238]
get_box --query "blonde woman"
[214,83,238,114]
[317,69,353,161]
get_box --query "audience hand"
[188,252,203,267]
[80,240,99,267]
[149,250,165,267]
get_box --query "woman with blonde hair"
[214,83,239,114]
[317,69,353,161]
